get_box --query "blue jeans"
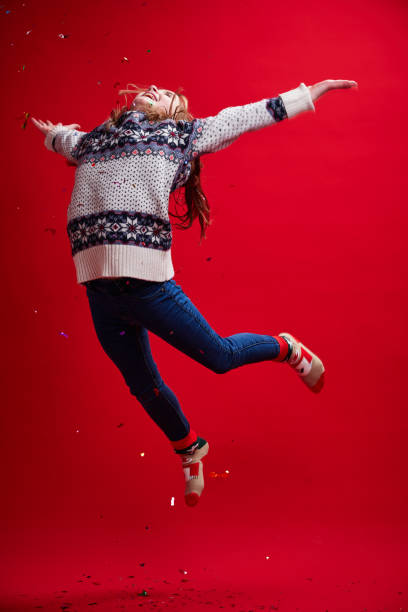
[84,277,282,443]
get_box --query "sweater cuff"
[279,82,315,119]
[44,126,67,152]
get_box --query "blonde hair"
[103,83,212,243]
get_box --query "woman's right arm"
[31,117,89,165]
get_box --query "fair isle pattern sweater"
[44,82,315,284]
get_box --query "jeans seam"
[135,331,185,418]
[163,285,233,371]
[136,331,161,389]
[163,286,227,353]
[228,339,279,368]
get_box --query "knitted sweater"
[44,82,315,284]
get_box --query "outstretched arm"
[31,118,89,165]
[185,79,358,159]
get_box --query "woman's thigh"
[118,279,234,374]
[85,291,165,396]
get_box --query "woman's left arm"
[184,79,358,159]
[31,118,89,165]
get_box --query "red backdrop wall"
[1,0,407,609]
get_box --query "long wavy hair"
[103,83,212,243]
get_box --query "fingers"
[328,79,358,88]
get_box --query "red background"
[1,0,407,609]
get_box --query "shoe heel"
[279,332,325,392]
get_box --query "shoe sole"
[279,332,325,393]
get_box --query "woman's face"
[132,85,179,113]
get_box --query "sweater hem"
[73,244,175,284]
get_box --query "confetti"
[209,471,230,479]
[170,497,175,506]
[26,29,32,35]
[21,111,30,130]
[121,57,129,63]
[140,452,145,457]
[58,33,70,38]
[60,332,69,338]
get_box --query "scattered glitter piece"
[119,331,126,336]
[58,33,70,38]
[178,569,188,575]
[21,111,30,129]
[137,590,148,597]
[60,331,69,338]
[147,49,151,53]
[170,497,175,506]
[121,57,129,63]
[209,471,230,479]
[26,29,32,35]
[117,423,124,428]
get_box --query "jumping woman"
[32,77,358,507]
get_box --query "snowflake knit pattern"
[44,82,315,284]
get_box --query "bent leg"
[125,279,285,374]
[86,293,195,442]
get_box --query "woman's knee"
[206,338,233,374]
[130,382,162,405]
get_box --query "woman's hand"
[308,79,358,103]
[31,117,81,135]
